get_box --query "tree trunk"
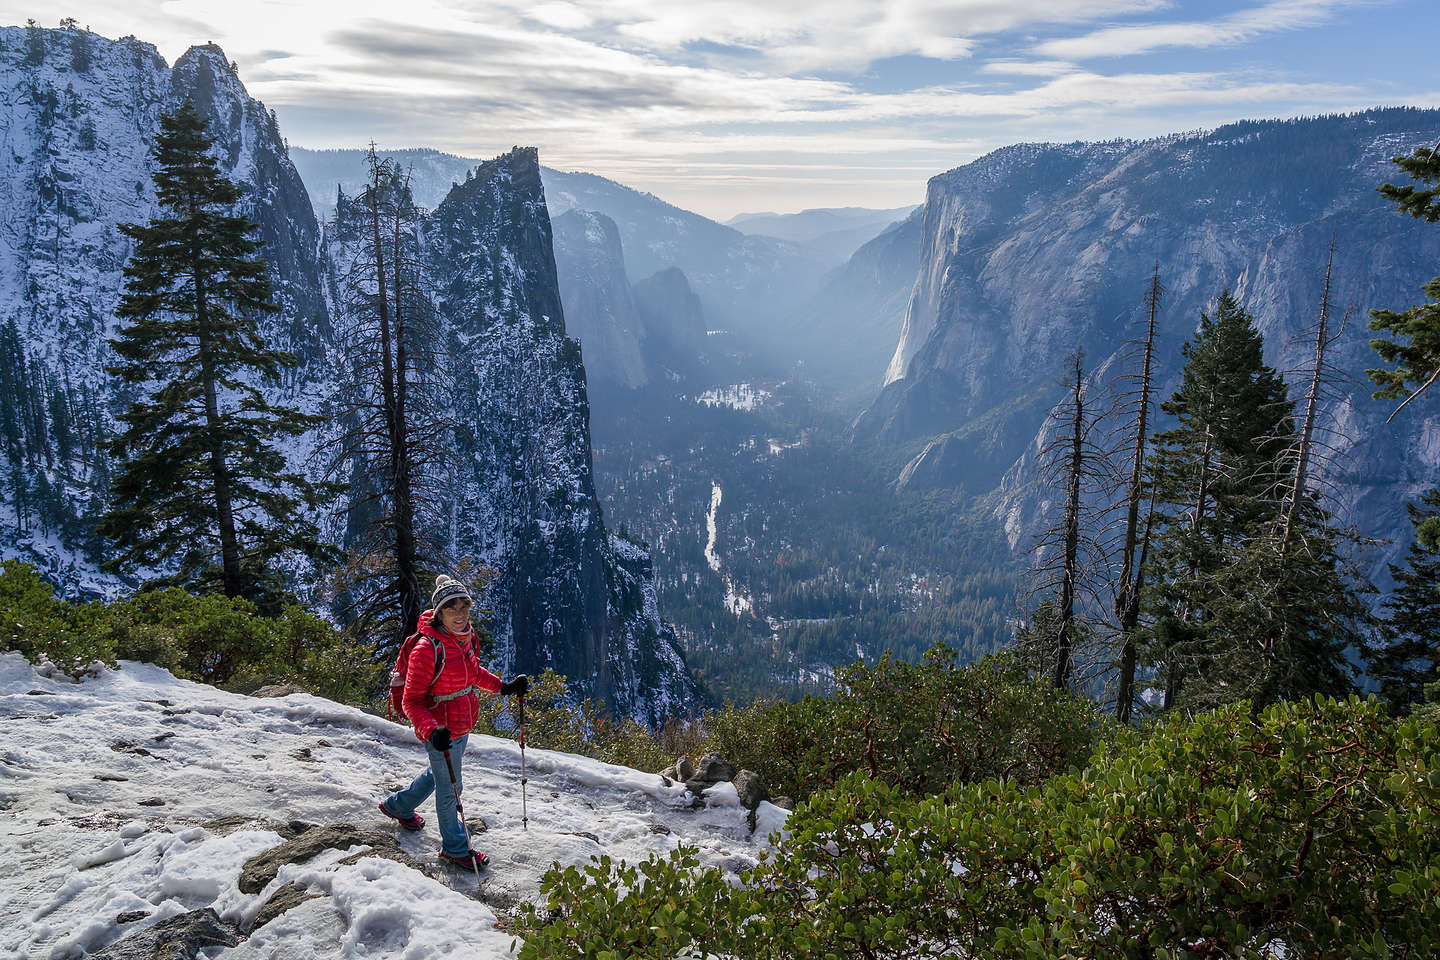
[1115,264,1162,723]
[391,199,421,635]
[1281,239,1335,556]
[191,222,241,597]
[1053,355,1085,690]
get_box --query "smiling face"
[439,598,472,634]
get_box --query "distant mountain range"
[726,205,918,266]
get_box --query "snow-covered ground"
[0,653,788,958]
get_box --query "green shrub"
[702,646,1110,801]
[1,562,382,702]
[517,695,1440,959]
[513,847,742,960]
[0,560,110,671]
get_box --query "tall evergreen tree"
[1369,137,1440,433]
[1144,292,1293,709]
[101,100,333,597]
[1145,291,1365,713]
[1367,489,1440,713]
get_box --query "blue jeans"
[384,733,470,856]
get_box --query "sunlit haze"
[2,0,1435,218]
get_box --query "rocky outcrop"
[0,28,328,592]
[859,109,1440,583]
[552,209,648,389]
[89,908,241,960]
[632,266,706,379]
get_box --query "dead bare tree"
[1111,263,1163,723]
[1019,351,1116,692]
[324,147,454,649]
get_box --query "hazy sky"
[5,1,1437,219]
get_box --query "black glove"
[428,726,452,752]
[499,674,529,697]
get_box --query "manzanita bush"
[516,695,1440,959]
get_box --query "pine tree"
[1368,136,1440,432]
[1145,292,1293,709]
[1144,290,1365,713]
[1367,489,1440,713]
[100,100,334,597]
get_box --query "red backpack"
[388,632,445,721]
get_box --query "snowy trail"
[0,654,787,958]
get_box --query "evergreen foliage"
[1369,138,1440,427]
[517,696,1440,959]
[0,560,380,699]
[100,100,335,597]
[1143,291,1364,713]
[1368,488,1440,713]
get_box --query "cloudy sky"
[6,1,1437,218]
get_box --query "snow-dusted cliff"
[0,27,696,723]
[857,110,1440,583]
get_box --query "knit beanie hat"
[431,574,472,611]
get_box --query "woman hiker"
[379,574,529,870]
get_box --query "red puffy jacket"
[402,610,502,741]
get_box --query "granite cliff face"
[800,209,923,397]
[858,109,1440,583]
[551,209,649,389]
[0,28,696,723]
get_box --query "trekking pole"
[441,748,483,877]
[518,694,529,831]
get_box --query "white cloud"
[2,0,1418,216]
[1034,0,1383,59]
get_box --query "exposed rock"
[137,798,165,807]
[239,823,430,894]
[89,907,241,960]
[659,766,677,781]
[732,770,770,810]
[249,883,323,933]
[675,755,695,781]
[252,684,307,698]
[115,910,149,924]
[694,753,734,783]
[772,796,795,811]
[649,823,671,835]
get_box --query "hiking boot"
[438,848,490,871]
[378,801,424,831]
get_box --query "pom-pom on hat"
[431,574,472,611]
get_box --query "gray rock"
[659,765,677,780]
[115,910,149,924]
[772,796,795,811]
[251,684,307,698]
[675,755,695,781]
[249,882,324,933]
[694,753,734,783]
[239,823,431,894]
[90,907,241,960]
[732,770,770,810]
